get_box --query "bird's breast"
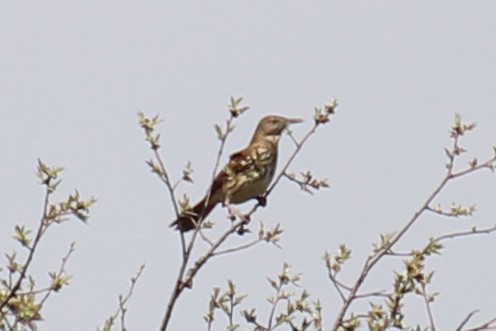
[223,145,277,204]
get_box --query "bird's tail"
[170,197,217,232]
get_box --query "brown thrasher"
[171,115,303,231]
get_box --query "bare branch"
[99,264,146,331]
[463,317,496,331]
[0,174,52,312]
[38,242,76,309]
[457,310,481,331]
[265,122,319,198]
[330,115,496,330]
[420,283,436,331]
[212,238,263,257]
[326,271,347,303]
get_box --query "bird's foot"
[255,196,267,207]
[227,205,251,222]
[226,205,235,221]
[237,223,251,236]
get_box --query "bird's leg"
[226,204,236,221]
[236,211,251,236]
[223,195,251,235]
[227,204,251,223]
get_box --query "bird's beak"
[285,117,303,125]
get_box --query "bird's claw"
[237,222,251,236]
[255,196,267,207]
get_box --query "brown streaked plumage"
[171,115,302,232]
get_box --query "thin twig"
[160,115,238,331]
[331,175,449,330]
[282,172,313,194]
[287,128,300,147]
[450,159,496,179]
[353,290,388,300]
[152,149,187,258]
[0,186,51,312]
[100,264,146,331]
[198,229,215,247]
[456,310,481,331]
[266,123,318,197]
[425,206,473,218]
[267,285,283,330]
[463,317,496,331]
[420,284,436,331]
[38,242,76,308]
[212,238,263,257]
[331,134,496,330]
[196,115,236,232]
[228,293,235,329]
[183,217,248,287]
[163,218,249,331]
[153,149,179,217]
[429,225,496,246]
[327,271,347,303]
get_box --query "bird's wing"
[207,144,263,197]
[228,147,256,175]
[204,147,253,196]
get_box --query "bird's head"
[252,115,303,143]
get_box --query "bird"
[171,115,303,232]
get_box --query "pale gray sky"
[1,2,496,330]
